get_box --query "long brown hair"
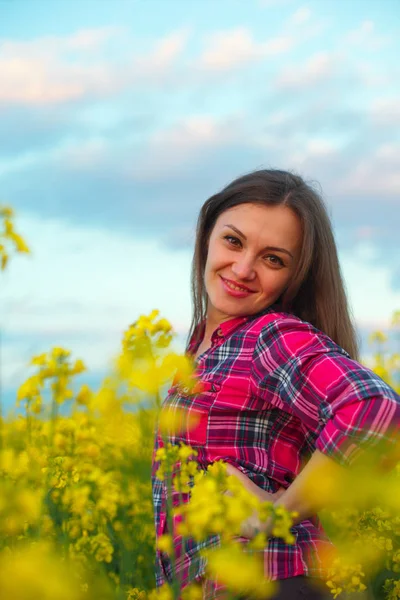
[188,169,359,360]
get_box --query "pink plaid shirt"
[152,307,400,596]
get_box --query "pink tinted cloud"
[196,27,293,72]
[0,28,120,104]
[336,145,400,197]
[0,27,188,105]
[131,28,190,80]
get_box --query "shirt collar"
[188,303,282,354]
[212,303,281,342]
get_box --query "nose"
[231,254,256,280]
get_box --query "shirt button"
[217,329,223,337]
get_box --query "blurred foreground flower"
[0,541,113,600]
[0,204,30,270]
[17,347,86,416]
[2,294,400,599]
[158,405,201,437]
[203,545,276,598]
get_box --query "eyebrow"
[223,224,294,259]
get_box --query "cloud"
[343,20,392,51]
[1,102,398,258]
[0,101,156,160]
[2,213,398,400]
[0,10,398,290]
[131,28,190,80]
[0,110,255,228]
[336,141,400,197]
[0,213,192,383]
[0,26,121,56]
[340,244,400,322]
[196,28,293,72]
[275,51,338,89]
[0,105,80,158]
[0,29,116,104]
[0,27,189,105]
[129,114,245,180]
[287,7,312,26]
[369,97,400,126]
[194,8,327,76]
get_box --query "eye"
[223,235,242,247]
[265,254,284,267]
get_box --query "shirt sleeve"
[250,315,400,467]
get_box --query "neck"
[203,309,235,340]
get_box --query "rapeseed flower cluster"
[320,322,400,598]
[173,460,296,546]
[153,451,297,598]
[2,206,400,599]
[1,352,160,597]
[115,309,196,405]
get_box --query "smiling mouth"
[221,276,256,293]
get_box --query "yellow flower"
[127,588,148,600]
[148,585,173,600]
[326,581,343,598]
[181,583,203,600]
[129,356,174,394]
[391,311,400,327]
[17,376,42,402]
[369,331,388,345]
[1,250,8,270]
[71,359,86,375]
[158,406,200,436]
[75,384,93,407]
[204,545,276,598]
[0,541,113,599]
[11,232,30,253]
[157,534,173,554]
[31,353,47,366]
[3,217,13,234]
[0,542,79,600]
[52,347,71,359]
[0,206,14,218]
[162,353,197,391]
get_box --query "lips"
[220,276,256,293]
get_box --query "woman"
[152,169,400,599]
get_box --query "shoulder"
[251,310,349,362]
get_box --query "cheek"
[203,256,215,288]
[259,271,292,295]
[205,244,225,273]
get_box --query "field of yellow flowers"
[1,205,400,600]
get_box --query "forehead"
[213,203,302,249]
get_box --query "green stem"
[165,466,180,600]
[49,378,59,447]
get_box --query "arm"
[252,318,400,468]
[243,317,400,537]
[226,449,345,538]
[260,448,346,536]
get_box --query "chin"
[210,297,254,318]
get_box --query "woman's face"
[204,203,302,324]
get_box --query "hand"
[224,463,285,503]
[238,510,272,540]
[224,463,286,539]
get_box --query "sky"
[0,0,400,407]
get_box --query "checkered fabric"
[151,306,400,596]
